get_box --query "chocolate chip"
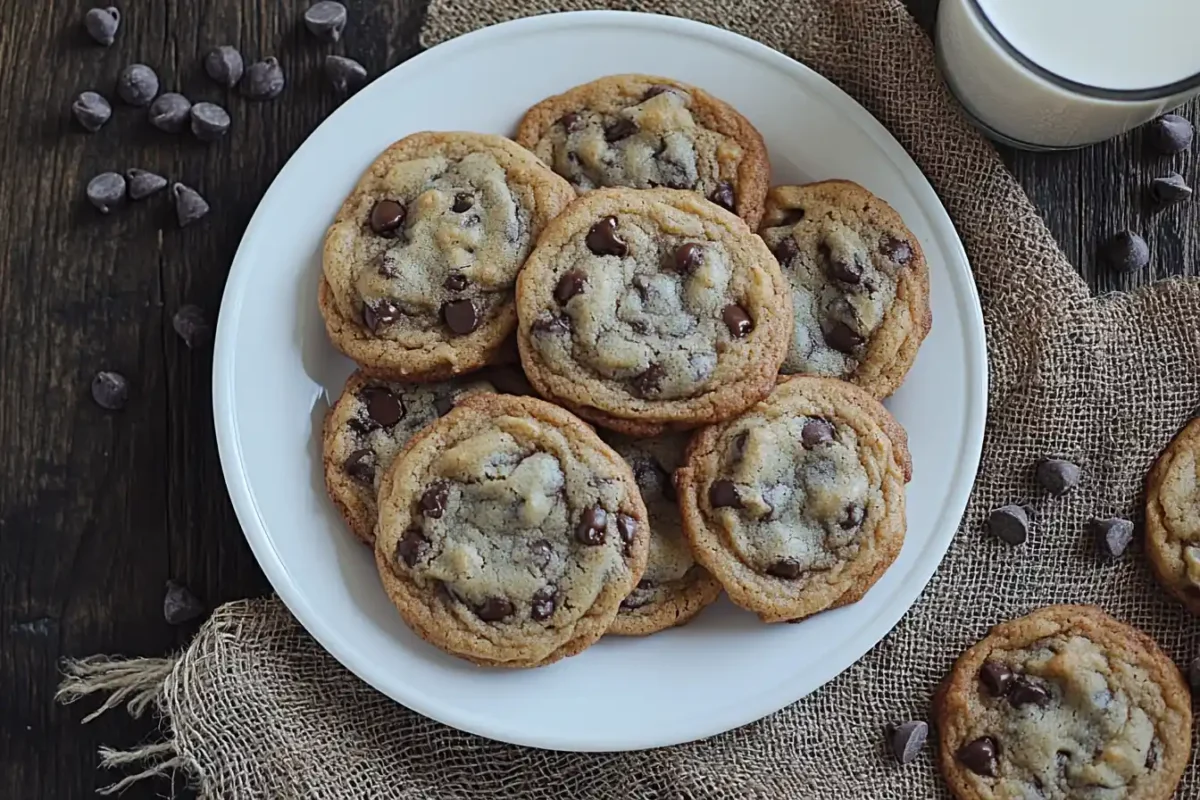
[621,581,655,610]
[148,92,192,134]
[881,237,913,265]
[632,458,668,493]
[709,182,735,212]
[204,45,244,88]
[604,118,638,142]
[586,216,627,257]
[801,419,834,448]
[117,64,159,107]
[673,243,704,274]
[443,193,473,215]
[91,370,129,410]
[84,6,120,46]
[823,320,865,354]
[1100,231,1149,273]
[324,55,367,93]
[721,304,753,338]
[1146,742,1160,770]
[560,111,582,133]
[72,91,111,132]
[530,586,557,621]
[1093,517,1134,559]
[767,557,802,579]
[1147,114,1193,154]
[643,84,675,100]
[86,172,126,214]
[821,244,864,285]
[980,661,1014,697]
[363,298,402,332]
[529,539,553,568]
[841,503,865,530]
[172,304,213,348]
[242,57,285,101]
[532,313,571,334]
[1151,172,1193,205]
[1036,458,1080,496]
[363,387,403,427]
[957,737,998,777]
[1008,678,1050,707]
[163,580,205,624]
[344,449,375,483]
[396,528,427,567]
[475,597,514,622]
[887,720,928,765]
[419,481,449,518]
[172,183,210,228]
[616,514,638,545]
[988,504,1030,545]
[1188,656,1200,693]
[305,1,348,41]
[442,299,480,335]
[772,236,799,265]
[369,199,406,235]
[189,102,231,142]
[126,168,168,201]
[630,364,665,398]
[554,270,587,304]
[709,479,741,509]
[436,275,466,296]
[575,505,608,545]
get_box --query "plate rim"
[213,9,988,752]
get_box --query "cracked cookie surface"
[676,375,910,623]
[1146,417,1200,616]
[374,393,649,668]
[516,74,769,228]
[758,180,931,398]
[935,605,1191,800]
[321,132,574,381]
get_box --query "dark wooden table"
[2,1,1196,797]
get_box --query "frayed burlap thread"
[63,1,1200,797]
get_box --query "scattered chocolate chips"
[560,112,582,133]
[604,118,637,142]
[887,720,928,765]
[148,93,192,134]
[451,192,474,213]
[823,320,865,354]
[980,661,1014,697]
[1093,517,1134,559]
[709,182,736,212]
[801,418,834,448]
[396,528,427,566]
[673,242,704,274]
[532,313,571,334]
[72,91,112,132]
[163,580,206,624]
[575,505,608,545]
[304,1,348,42]
[1008,678,1050,707]
[1036,458,1081,496]
[767,557,802,579]
[881,236,913,265]
[475,596,514,622]
[204,45,244,88]
[242,57,285,101]
[616,514,638,545]
[363,298,402,332]
[363,387,403,427]
[91,370,129,410]
[772,236,799,265]
[1188,656,1200,694]
[117,64,159,107]
[126,168,168,201]
[172,304,213,348]
[1151,172,1192,205]
[343,449,375,482]
[630,363,664,397]
[988,504,1030,545]
[586,216,627,257]
[709,479,741,509]
[530,586,557,621]
[722,304,753,337]
[554,270,587,304]
[529,539,553,568]
[325,55,367,94]
[172,183,210,227]
[190,102,231,142]
[442,299,480,335]
[86,172,126,213]
[369,199,406,235]
[84,6,120,46]
[1147,114,1193,155]
[1100,231,1149,273]
[419,481,449,518]
[957,737,998,777]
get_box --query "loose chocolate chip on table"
[204,45,244,88]
[363,298,402,332]
[370,199,406,235]
[1036,458,1081,496]
[554,270,587,304]
[980,661,1014,697]
[604,118,637,142]
[1189,656,1200,694]
[1151,172,1193,205]
[988,504,1030,545]
[343,449,375,482]
[586,216,628,257]
[532,313,571,334]
[451,192,474,213]
[823,320,865,354]
[709,182,736,212]
[880,236,913,265]
[325,55,367,94]
[91,370,129,410]
[630,363,665,397]
[363,387,403,427]
[172,183,210,227]
[72,91,112,132]
[801,418,834,448]
[530,586,557,621]
[396,529,427,567]
[1100,231,1149,273]
[172,304,213,348]
[443,273,469,292]
[709,479,742,509]
[419,482,449,518]
[887,720,928,765]
[442,299,480,335]
[1093,517,1134,559]
[575,505,608,545]
[475,596,514,622]
[190,102,232,142]
[304,1,348,42]
[117,64,160,107]
[773,236,799,265]
[957,737,998,777]
[560,112,582,133]
[163,580,206,624]
[84,6,120,46]
[126,168,168,201]
[767,557,802,579]
[722,304,753,338]
[86,172,127,213]
[529,539,553,568]
[673,242,704,274]
[1146,114,1194,155]
[242,57,285,101]
[616,513,637,544]
[1008,677,1050,707]
[148,92,192,133]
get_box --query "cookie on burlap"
[676,375,910,623]
[374,393,650,668]
[515,74,770,228]
[1146,417,1200,616]
[758,180,931,398]
[515,187,792,437]
[934,605,1191,800]
[604,432,723,635]
[320,132,574,381]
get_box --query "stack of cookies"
[318,74,931,668]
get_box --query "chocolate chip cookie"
[1146,417,1200,615]
[374,393,650,668]
[322,370,494,544]
[758,180,931,398]
[604,432,723,636]
[320,132,575,381]
[515,187,793,436]
[515,74,770,228]
[676,375,911,623]
[935,605,1191,800]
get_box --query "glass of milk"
[936,0,1200,150]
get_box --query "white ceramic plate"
[214,11,987,752]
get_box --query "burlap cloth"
[57,1,1200,797]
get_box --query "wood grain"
[0,0,1197,797]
